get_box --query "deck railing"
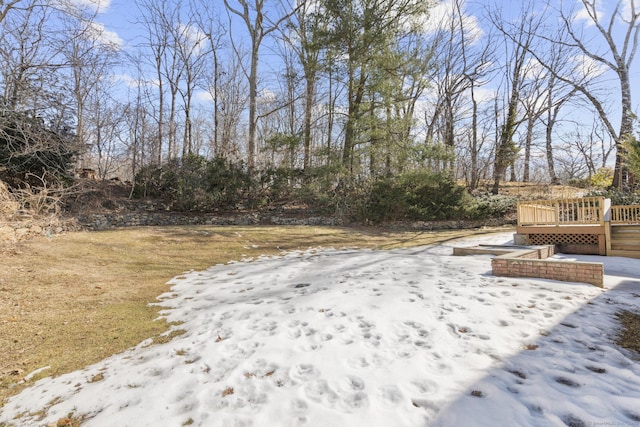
[611,205,640,225]
[517,197,605,227]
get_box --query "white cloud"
[570,52,609,81]
[70,0,111,14]
[113,74,160,89]
[258,88,277,104]
[177,23,208,54]
[55,0,111,15]
[112,74,139,88]
[421,0,484,42]
[572,0,635,28]
[472,86,498,104]
[522,57,548,82]
[87,21,123,49]
[620,0,636,24]
[572,1,603,27]
[195,90,214,103]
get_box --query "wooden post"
[604,198,612,256]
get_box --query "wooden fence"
[610,205,640,225]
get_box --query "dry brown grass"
[496,182,585,200]
[0,182,19,218]
[0,224,508,406]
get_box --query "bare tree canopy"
[0,0,638,196]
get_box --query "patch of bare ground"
[0,224,509,407]
[616,310,640,357]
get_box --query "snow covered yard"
[1,232,640,427]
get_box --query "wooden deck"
[517,197,640,258]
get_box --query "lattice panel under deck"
[528,233,600,246]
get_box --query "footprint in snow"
[290,363,320,382]
[304,379,340,407]
[346,356,370,369]
[298,343,322,352]
[396,350,413,358]
[378,385,404,404]
[290,397,308,409]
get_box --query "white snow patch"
[2,232,640,426]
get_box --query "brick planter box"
[490,247,603,288]
[454,244,604,287]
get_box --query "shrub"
[133,155,252,211]
[467,193,517,220]
[588,167,614,189]
[133,161,178,199]
[586,188,640,206]
[362,172,472,222]
[205,157,251,207]
[622,133,640,184]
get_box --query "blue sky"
[89,0,639,150]
[93,0,639,95]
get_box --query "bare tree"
[217,51,249,159]
[0,1,62,111]
[0,0,80,188]
[509,0,639,189]
[0,0,21,23]
[542,73,576,185]
[487,2,543,194]
[564,119,615,177]
[123,57,157,187]
[160,4,184,161]
[223,0,301,170]
[136,0,171,164]
[279,0,322,170]
[137,0,206,162]
[174,11,209,157]
[562,0,639,189]
[90,91,128,179]
[61,6,121,171]
[191,1,227,153]
[425,0,492,180]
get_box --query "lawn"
[0,225,507,406]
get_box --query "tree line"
[0,0,638,212]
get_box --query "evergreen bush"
[133,155,252,211]
[362,172,472,222]
[586,188,640,206]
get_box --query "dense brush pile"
[0,180,19,218]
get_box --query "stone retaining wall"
[75,211,509,231]
[2,208,510,247]
[76,212,341,230]
[0,216,83,246]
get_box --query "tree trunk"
[303,70,315,170]
[343,66,367,172]
[247,41,259,170]
[493,95,519,194]
[613,66,633,189]
[156,53,164,165]
[469,83,479,190]
[523,115,535,182]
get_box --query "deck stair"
[609,224,640,259]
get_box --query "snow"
[2,232,640,427]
